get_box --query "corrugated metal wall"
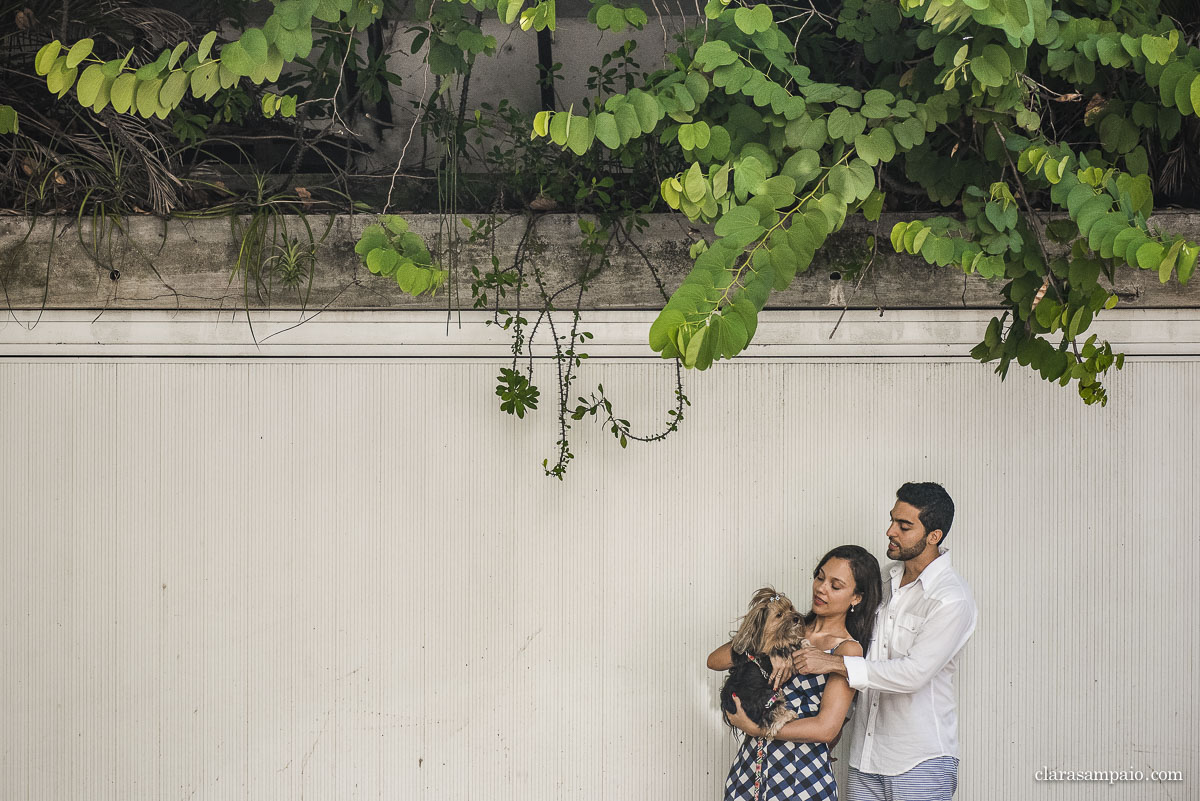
[1,358,1197,800]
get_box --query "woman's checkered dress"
[722,652,839,801]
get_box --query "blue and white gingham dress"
[722,652,839,801]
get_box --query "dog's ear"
[731,587,776,654]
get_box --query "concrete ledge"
[2,211,1200,311]
[3,309,1200,358]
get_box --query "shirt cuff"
[843,655,869,689]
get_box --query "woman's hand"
[768,653,794,689]
[725,695,767,738]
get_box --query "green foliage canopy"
[532,0,1200,405]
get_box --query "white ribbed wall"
[1,356,1197,801]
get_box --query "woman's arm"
[726,641,864,744]
[774,640,862,743]
[707,641,734,670]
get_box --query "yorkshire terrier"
[719,587,808,738]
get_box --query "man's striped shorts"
[847,756,959,801]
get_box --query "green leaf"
[1140,34,1173,66]
[864,128,896,166]
[1160,239,1184,283]
[847,159,875,201]
[0,104,18,134]
[159,70,189,110]
[613,103,640,141]
[970,44,1010,87]
[827,106,853,140]
[1176,71,1197,116]
[168,41,189,70]
[75,64,105,106]
[354,225,388,256]
[220,41,253,76]
[367,247,399,275]
[110,72,137,113]
[861,188,884,221]
[733,157,767,199]
[1135,241,1165,272]
[714,205,763,239]
[593,112,619,149]
[681,326,705,368]
[785,116,827,150]
[733,4,773,34]
[274,0,304,28]
[730,297,760,344]
[497,0,523,25]
[548,110,569,145]
[683,163,707,203]
[595,4,626,31]
[712,312,749,359]
[197,31,218,62]
[136,77,162,117]
[35,42,63,76]
[781,150,821,187]
[827,165,856,205]
[189,61,220,100]
[565,115,593,155]
[694,40,738,69]
[239,28,269,66]
[1074,196,1110,236]
[678,123,695,151]
[628,90,661,132]
[649,309,686,353]
[66,38,94,69]
[1178,243,1198,284]
[427,40,461,75]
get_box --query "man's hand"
[725,695,767,738]
[768,653,794,689]
[793,644,846,677]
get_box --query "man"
[795,482,977,801]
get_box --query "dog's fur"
[719,587,808,738]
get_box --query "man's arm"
[794,598,976,694]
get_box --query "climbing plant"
[530,0,1200,405]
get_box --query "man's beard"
[890,540,926,561]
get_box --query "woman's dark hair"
[804,545,882,655]
[896,481,955,543]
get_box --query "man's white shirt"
[842,547,977,775]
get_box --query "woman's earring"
[849,604,856,614]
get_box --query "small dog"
[719,587,808,738]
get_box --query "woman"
[706,545,882,801]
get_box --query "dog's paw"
[764,708,799,738]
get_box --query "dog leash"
[742,638,814,800]
[743,653,778,801]
[743,638,817,799]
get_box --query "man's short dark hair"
[896,482,955,542]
